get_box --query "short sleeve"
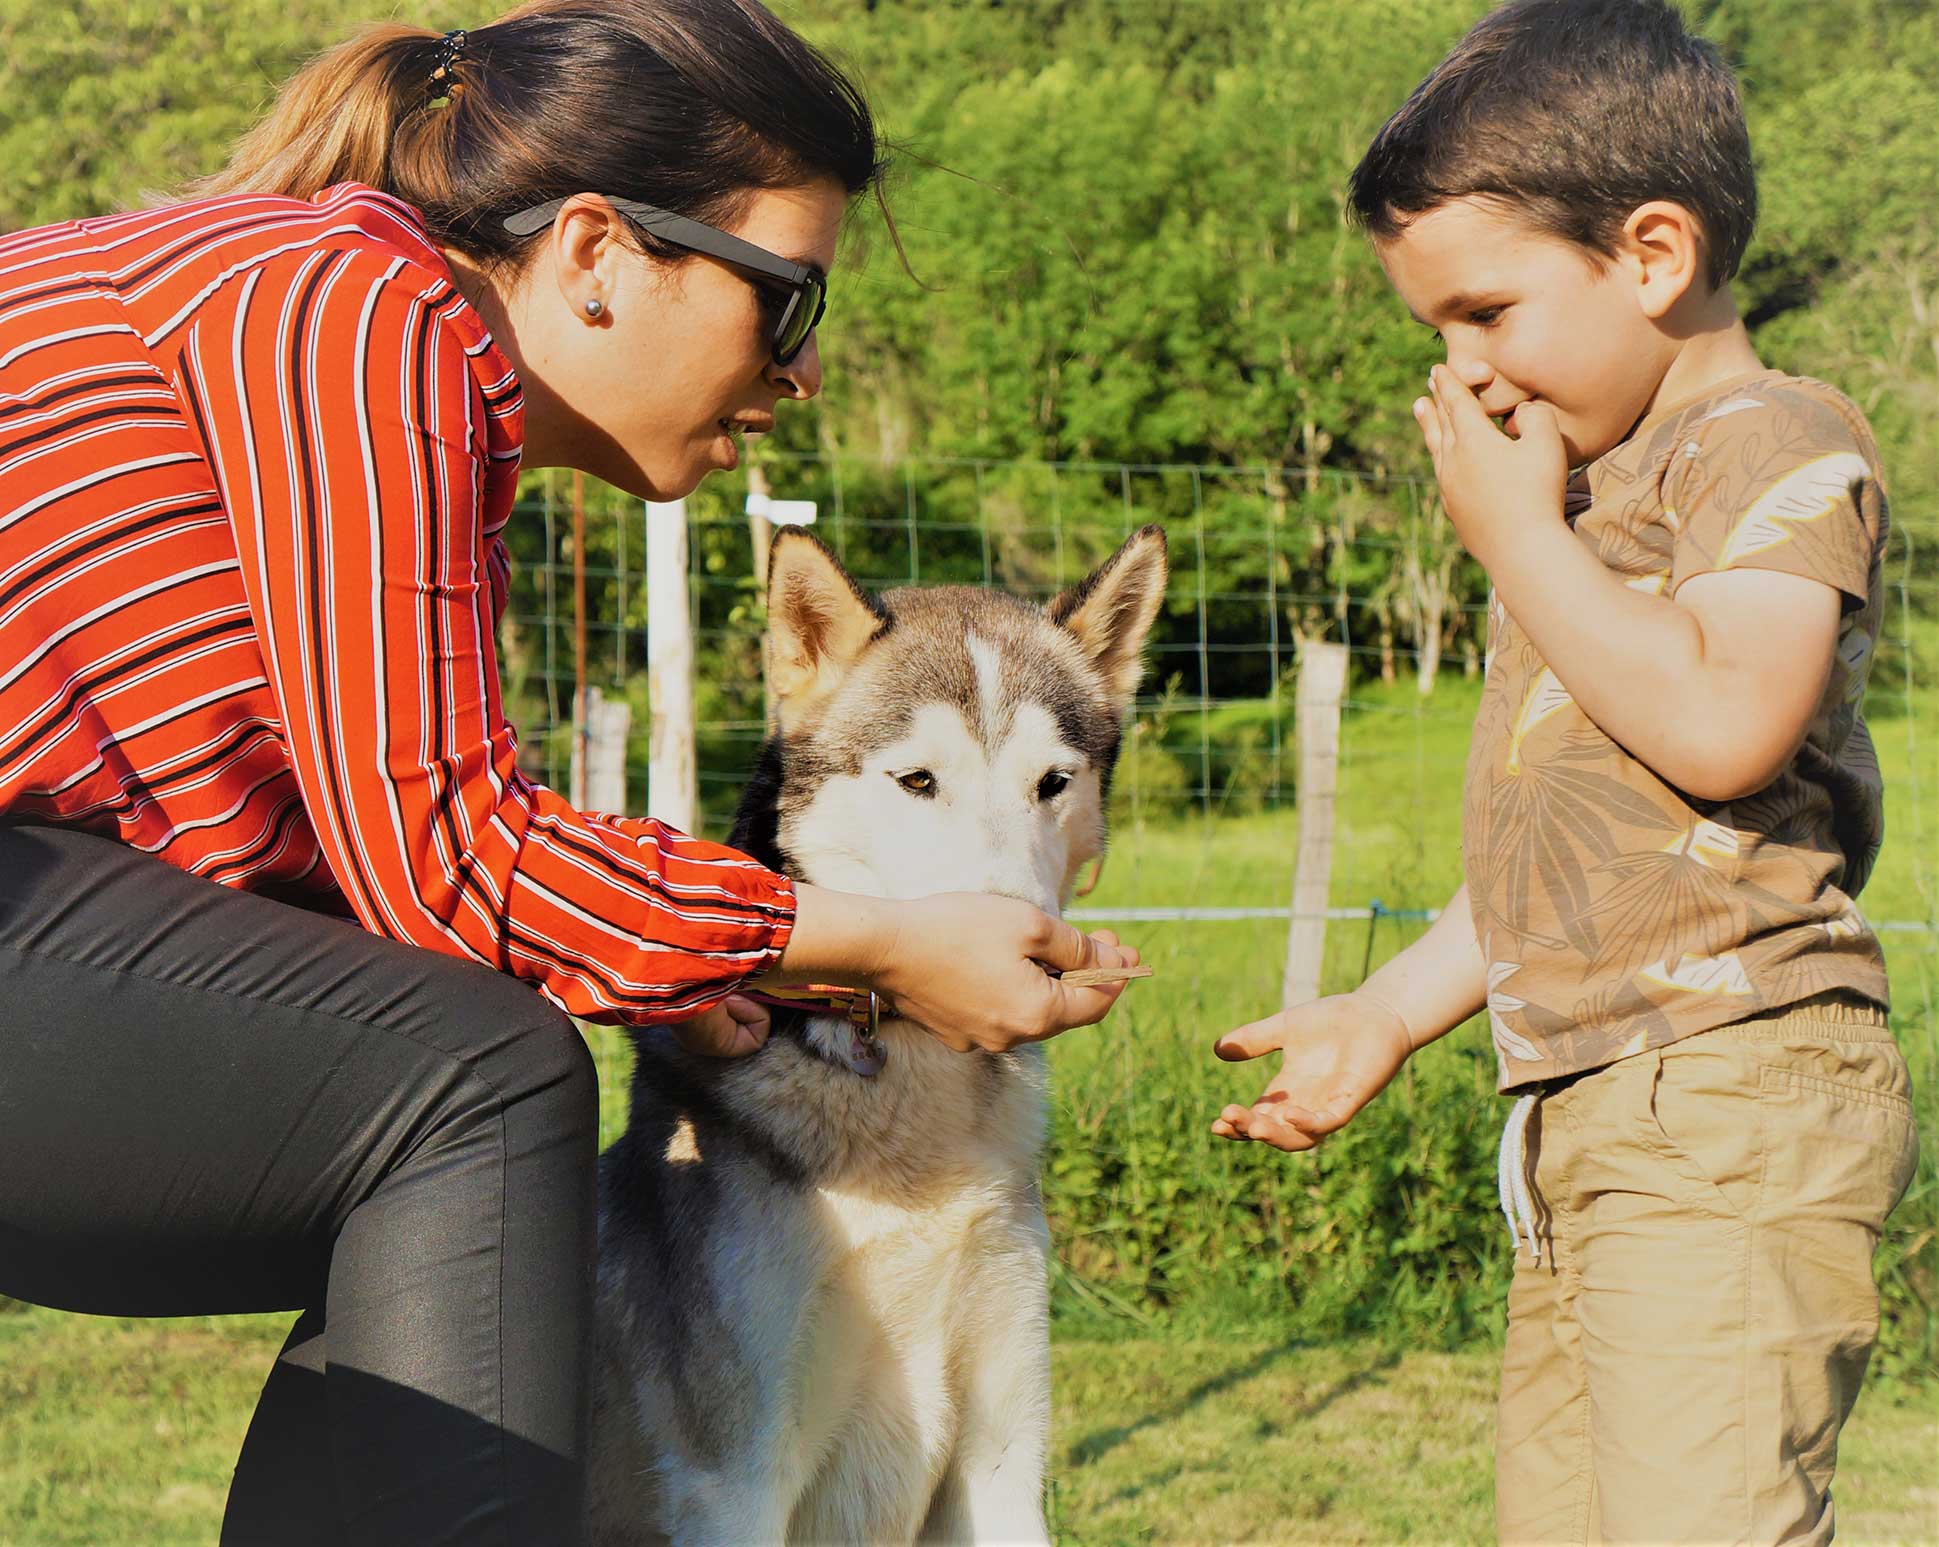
[1664,385,1885,612]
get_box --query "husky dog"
[587,524,1167,1546]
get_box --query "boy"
[1210,1,1919,1541]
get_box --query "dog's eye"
[1036,771,1070,802]
[895,770,936,796]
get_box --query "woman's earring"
[584,298,604,318]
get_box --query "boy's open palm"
[1210,993,1413,1152]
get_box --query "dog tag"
[1056,965,1155,987]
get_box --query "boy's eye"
[1468,305,1506,327]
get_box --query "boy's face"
[1373,197,1678,467]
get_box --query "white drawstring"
[1497,1092,1542,1262]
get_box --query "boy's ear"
[1623,200,1705,319]
[764,529,889,733]
[1048,524,1169,710]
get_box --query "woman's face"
[499,177,848,501]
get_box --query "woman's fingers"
[880,894,1144,1052]
[671,994,772,1058]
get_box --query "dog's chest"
[787,1180,1035,1474]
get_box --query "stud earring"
[584,298,603,318]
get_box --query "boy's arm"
[1419,367,1840,801]
[1211,884,1485,1152]
[1359,882,1488,1048]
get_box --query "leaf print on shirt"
[1718,450,1869,567]
[1638,951,1755,996]
[1582,822,1747,976]
[1480,732,1685,960]
[1570,973,1677,1062]
[1822,902,1869,940]
[1696,396,1768,424]
[1506,670,1574,775]
[1835,624,1873,706]
[1487,960,1543,1063]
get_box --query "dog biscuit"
[1056,964,1155,986]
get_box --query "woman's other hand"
[670,993,772,1058]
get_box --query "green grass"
[1045,1338,1938,1545]
[4,664,1934,1540]
[2,1306,1932,1546]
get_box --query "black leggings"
[0,824,597,1545]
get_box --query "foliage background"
[1,0,1933,1387]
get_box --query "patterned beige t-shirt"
[1464,371,1891,1089]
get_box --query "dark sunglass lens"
[775,280,824,364]
[770,290,805,364]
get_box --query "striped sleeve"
[167,246,795,1024]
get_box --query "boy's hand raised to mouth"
[1414,364,1570,572]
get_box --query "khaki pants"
[1495,1006,1918,1546]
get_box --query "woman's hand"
[764,884,1139,1054]
[1209,991,1415,1152]
[875,895,1140,1052]
[670,993,771,1058]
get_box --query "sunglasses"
[504,195,827,366]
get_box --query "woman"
[0,4,1135,1541]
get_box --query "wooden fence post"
[571,686,634,814]
[645,499,697,834]
[1281,639,1349,1009]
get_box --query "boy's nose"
[1441,350,1494,394]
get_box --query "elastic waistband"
[1707,995,1892,1043]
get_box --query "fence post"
[1282,639,1349,1009]
[571,470,589,807]
[645,499,698,834]
[571,685,633,814]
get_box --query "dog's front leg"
[922,1208,1053,1546]
[661,1468,795,1547]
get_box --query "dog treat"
[1056,964,1155,986]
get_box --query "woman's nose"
[768,334,822,401]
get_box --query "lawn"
[2,1306,1933,1546]
[3,667,1933,1543]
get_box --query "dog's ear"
[764,529,889,732]
[1048,524,1168,709]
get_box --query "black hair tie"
[427,29,468,99]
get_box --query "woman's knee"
[492,1001,599,1141]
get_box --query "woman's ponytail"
[178,1,885,269]
[188,25,452,204]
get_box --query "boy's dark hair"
[1347,0,1755,289]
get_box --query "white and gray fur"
[588,525,1168,1547]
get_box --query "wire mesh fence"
[494,451,1936,945]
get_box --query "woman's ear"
[764,529,889,732]
[1622,200,1705,321]
[550,196,624,321]
[1048,524,1169,710]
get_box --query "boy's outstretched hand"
[1211,992,1415,1153]
[1415,363,1569,571]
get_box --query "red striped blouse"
[0,183,795,1024]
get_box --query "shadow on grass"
[1064,1339,1402,1474]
